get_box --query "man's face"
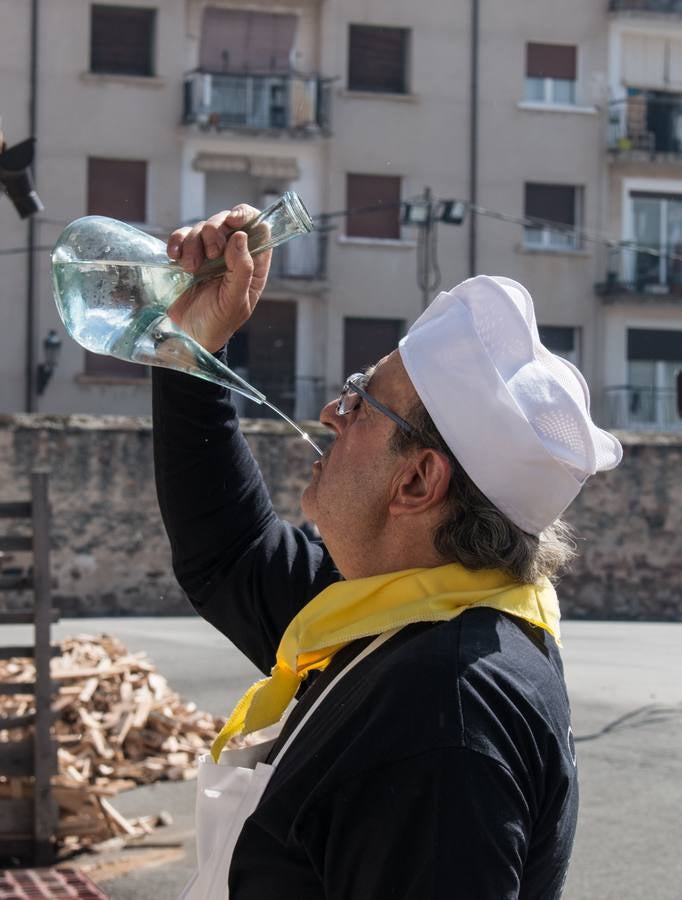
[301,350,418,577]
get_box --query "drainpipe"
[468,0,479,278]
[25,0,39,412]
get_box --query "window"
[84,157,148,378]
[630,192,682,292]
[346,174,402,239]
[348,25,409,94]
[90,5,156,77]
[524,42,577,105]
[87,157,147,222]
[344,318,405,377]
[627,328,682,428]
[230,300,297,417]
[538,326,580,367]
[524,183,582,250]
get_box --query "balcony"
[596,246,682,301]
[608,95,682,162]
[183,71,332,134]
[269,227,330,283]
[603,386,682,431]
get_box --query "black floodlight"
[438,200,467,225]
[0,137,44,219]
[402,202,431,225]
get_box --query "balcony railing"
[608,96,682,158]
[183,71,332,133]
[269,226,330,281]
[610,0,682,12]
[603,386,682,431]
[596,246,682,298]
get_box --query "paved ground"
[3,617,681,899]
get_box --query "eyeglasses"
[336,372,418,437]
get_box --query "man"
[153,206,622,899]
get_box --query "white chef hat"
[398,275,622,535]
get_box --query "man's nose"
[319,398,346,436]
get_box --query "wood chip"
[1,633,226,853]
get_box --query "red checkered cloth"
[0,867,108,899]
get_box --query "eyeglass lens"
[337,374,366,415]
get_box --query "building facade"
[1,0,680,430]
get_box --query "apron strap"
[270,627,402,769]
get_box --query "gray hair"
[390,401,576,584]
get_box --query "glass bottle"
[51,192,322,453]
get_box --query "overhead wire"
[1,194,680,263]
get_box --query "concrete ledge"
[517,101,598,115]
[2,414,680,445]
[614,430,682,445]
[80,72,166,89]
[0,414,328,436]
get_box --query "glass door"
[627,358,682,429]
[632,196,662,289]
[666,198,682,293]
[631,194,682,292]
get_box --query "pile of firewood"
[0,634,225,852]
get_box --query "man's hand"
[166,205,272,353]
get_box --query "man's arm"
[153,363,338,673]
[304,748,534,900]
[153,207,340,673]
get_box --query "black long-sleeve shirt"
[152,364,578,900]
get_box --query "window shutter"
[631,190,682,201]
[248,13,297,73]
[344,318,404,376]
[525,183,576,226]
[88,158,147,222]
[85,157,149,376]
[348,25,408,93]
[526,43,577,80]
[538,326,575,354]
[91,6,155,76]
[235,300,297,415]
[346,174,401,239]
[621,33,666,88]
[199,8,296,73]
[628,328,682,362]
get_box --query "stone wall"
[559,433,682,620]
[0,415,680,620]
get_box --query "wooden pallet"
[0,470,59,866]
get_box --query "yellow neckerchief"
[211,563,561,761]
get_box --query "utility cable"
[3,194,682,262]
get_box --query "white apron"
[179,628,398,900]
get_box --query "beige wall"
[319,0,615,401]
[1,0,328,417]
[320,0,473,392]
[2,0,680,424]
[0,0,188,416]
[476,1,610,401]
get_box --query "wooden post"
[31,469,55,866]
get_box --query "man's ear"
[388,449,451,517]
